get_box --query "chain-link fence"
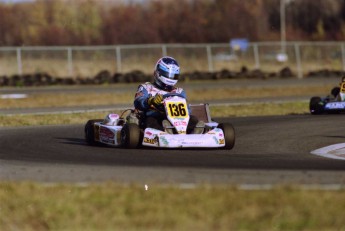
[1,42,345,78]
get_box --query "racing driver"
[134,56,204,134]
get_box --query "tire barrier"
[0,67,344,87]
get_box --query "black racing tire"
[331,87,340,98]
[84,119,103,146]
[121,123,141,149]
[309,97,323,115]
[218,123,235,150]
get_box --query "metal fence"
[1,42,345,78]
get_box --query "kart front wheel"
[218,123,235,150]
[121,123,141,149]
[85,119,103,146]
[309,97,323,115]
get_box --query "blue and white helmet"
[154,56,180,90]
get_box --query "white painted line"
[0,94,27,99]
[311,143,345,160]
[2,106,130,116]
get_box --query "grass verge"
[0,84,330,109]
[0,101,309,127]
[1,182,345,231]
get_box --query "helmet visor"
[157,64,179,80]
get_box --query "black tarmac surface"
[1,115,345,185]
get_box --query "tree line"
[0,0,344,46]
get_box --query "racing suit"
[134,82,199,132]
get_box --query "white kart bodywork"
[142,127,225,148]
[93,122,123,146]
[86,95,234,149]
[141,96,225,148]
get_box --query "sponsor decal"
[100,127,114,138]
[143,137,158,144]
[341,83,345,93]
[182,141,203,145]
[116,130,121,145]
[213,137,219,144]
[109,114,119,119]
[219,139,225,145]
[325,102,345,109]
[100,126,115,143]
[160,137,169,145]
[219,133,224,137]
[145,131,153,136]
[173,121,187,126]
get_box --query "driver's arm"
[134,85,150,111]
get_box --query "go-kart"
[84,93,235,149]
[309,83,345,115]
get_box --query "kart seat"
[189,103,212,123]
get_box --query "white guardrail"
[0,41,345,78]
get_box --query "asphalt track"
[1,114,345,185]
[1,77,345,186]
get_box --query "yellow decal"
[143,137,157,144]
[166,102,189,118]
[219,139,225,145]
[341,83,345,93]
[116,131,121,144]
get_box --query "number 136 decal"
[167,102,188,118]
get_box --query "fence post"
[67,47,73,76]
[253,43,260,69]
[341,43,345,72]
[206,45,213,72]
[294,43,303,78]
[162,45,167,57]
[116,46,122,73]
[16,47,22,75]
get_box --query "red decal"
[100,127,114,139]
[173,121,187,126]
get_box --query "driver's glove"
[148,94,163,107]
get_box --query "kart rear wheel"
[121,123,141,149]
[85,119,103,146]
[309,97,323,115]
[218,123,235,150]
